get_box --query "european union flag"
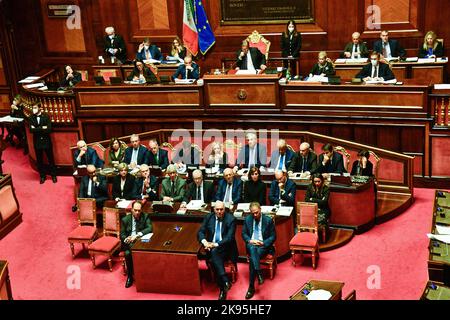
[194,1,215,55]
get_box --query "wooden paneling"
[0,94,9,113]
[364,0,420,31]
[40,0,87,53]
[0,55,6,85]
[136,0,170,30]
[431,136,450,177]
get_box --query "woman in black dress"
[281,20,302,76]
[243,166,266,205]
[305,173,330,227]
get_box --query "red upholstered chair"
[289,202,319,269]
[0,184,22,240]
[68,198,98,258]
[246,30,271,60]
[88,207,121,271]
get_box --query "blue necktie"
[214,219,221,243]
[253,220,261,241]
[278,155,284,170]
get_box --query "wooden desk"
[0,260,13,300]
[132,221,202,295]
[334,60,447,84]
[289,279,344,300]
[93,63,180,81]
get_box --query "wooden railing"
[430,94,450,127]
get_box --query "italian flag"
[183,0,198,56]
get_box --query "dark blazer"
[373,39,406,58]
[418,42,444,58]
[107,147,126,165]
[269,178,296,207]
[112,174,137,200]
[172,63,200,80]
[60,71,82,87]
[124,145,149,166]
[236,143,267,169]
[104,34,127,62]
[288,151,318,173]
[197,212,238,263]
[74,147,104,168]
[134,176,159,201]
[242,214,276,253]
[310,61,335,76]
[172,147,201,168]
[161,176,186,202]
[205,152,229,173]
[29,113,52,150]
[269,148,296,170]
[355,62,395,81]
[305,184,331,224]
[281,32,302,58]
[184,180,215,203]
[350,160,374,176]
[120,213,152,242]
[147,148,169,170]
[243,180,266,205]
[341,42,369,58]
[316,152,346,174]
[215,177,242,204]
[126,66,157,84]
[136,44,162,61]
[236,47,266,70]
[78,175,109,203]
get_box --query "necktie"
[253,220,262,240]
[171,181,175,196]
[278,155,284,170]
[155,152,159,165]
[382,43,387,58]
[197,186,201,200]
[142,180,146,195]
[302,157,306,172]
[224,184,231,202]
[214,219,221,242]
[146,49,150,60]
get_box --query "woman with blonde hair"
[205,142,228,173]
[418,31,444,58]
[309,51,335,77]
[167,36,187,62]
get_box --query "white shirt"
[120,178,126,194]
[248,146,256,169]
[371,65,379,78]
[131,148,139,164]
[195,182,204,201]
[224,183,233,203]
[382,42,392,58]
[246,51,256,71]
[275,154,286,171]
[352,44,360,58]
[251,219,263,241]
[131,218,136,236]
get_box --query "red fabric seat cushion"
[88,236,120,252]
[289,232,318,247]
[68,226,97,241]
[262,254,274,261]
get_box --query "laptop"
[109,76,122,85]
[94,76,105,85]
[331,174,352,186]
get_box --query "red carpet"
[0,146,434,300]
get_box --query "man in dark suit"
[236,40,267,71]
[172,141,201,169]
[160,164,186,202]
[29,103,57,184]
[373,30,406,59]
[288,142,318,174]
[234,132,267,170]
[198,201,238,300]
[269,170,296,207]
[356,51,395,81]
[215,168,242,204]
[172,56,200,80]
[73,140,104,169]
[124,134,149,167]
[112,163,137,200]
[341,32,369,58]
[269,139,295,171]
[78,165,109,207]
[147,139,169,170]
[134,164,159,201]
[120,201,152,288]
[242,202,276,299]
[103,26,127,63]
[316,143,346,174]
[136,38,162,62]
[182,169,214,205]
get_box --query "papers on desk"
[427,233,450,244]
[174,78,196,84]
[385,57,399,62]
[186,200,205,210]
[437,57,448,63]
[38,86,49,91]
[18,76,40,84]
[205,166,219,174]
[334,58,348,64]
[141,233,153,241]
[306,75,328,82]
[405,57,419,62]
[261,206,276,214]
[236,203,250,212]
[276,206,293,217]
[335,58,368,64]
[290,172,311,180]
[116,200,133,209]
[434,84,450,90]
[235,69,258,75]
[24,82,45,89]
[306,289,332,300]
[143,58,161,64]
[436,225,450,235]
[364,78,397,84]
[418,58,436,64]
[0,116,24,123]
